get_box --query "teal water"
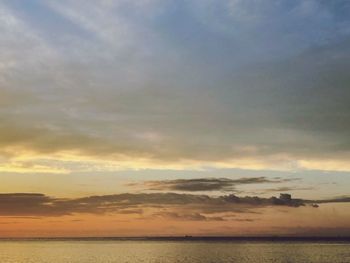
[0,241,349,263]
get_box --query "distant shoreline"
[1,236,350,242]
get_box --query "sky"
[0,0,350,237]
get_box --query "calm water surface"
[0,240,349,263]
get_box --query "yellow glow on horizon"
[1,147,350,173]
[298,159,350,172]
[0,162,69,174]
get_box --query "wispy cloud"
[0,0,350,174]
[132,177,298,192]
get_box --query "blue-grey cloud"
[0,0,350,172]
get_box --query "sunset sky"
[1,0,350,237]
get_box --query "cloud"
[0,0,350,173]
[307,196,350,204]
[0,192,310,218]
[135,177,297,192]
[151,211,224,221]
[2,191,350,222]
[256,186,314,194]
[0,193,62,216]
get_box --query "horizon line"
[1,236,350,241]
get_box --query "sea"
[0,238,349,263]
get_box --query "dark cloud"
[0,192,314,218]
[233,218,256,222]
[2,192,349,220]
[307,196,350,204]
[221,193,305,208]
[258,186,315,194]
[0,193,63,216]
[136,177,297,192]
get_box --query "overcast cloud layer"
[1,0,350,173]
